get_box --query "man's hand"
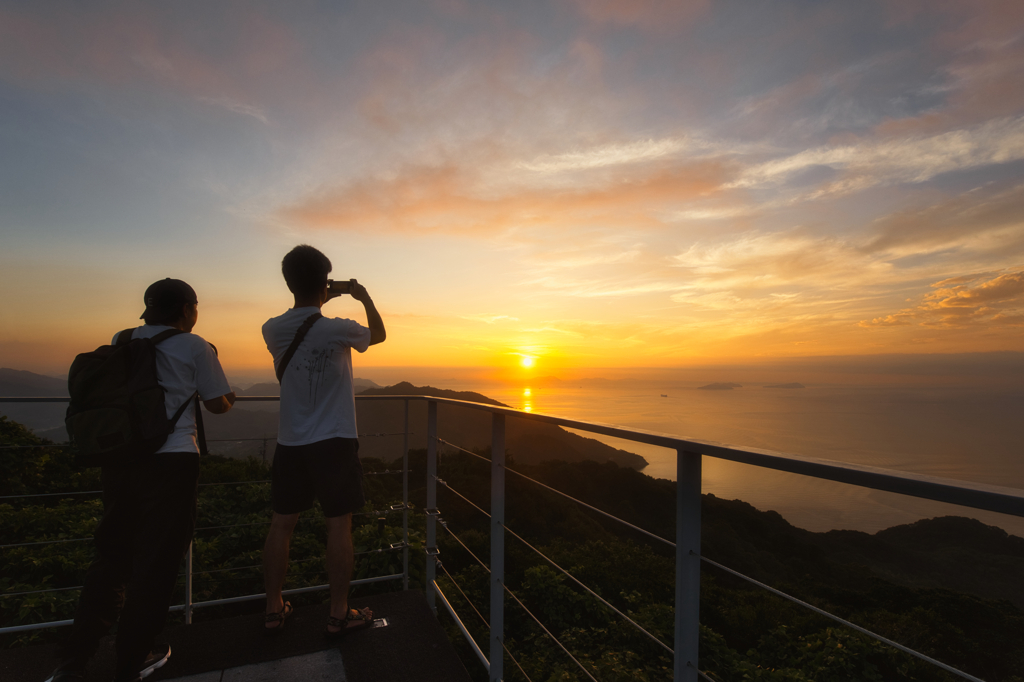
[204,392,236,414]
[349,279,386,345]
[349,279,370,303]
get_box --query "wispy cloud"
[526,276,684,299]
[462,314,520,324]
[671,231,889,291]
[731,116,1024,193]
[515,138,694,173]
[199,96,270,124]
[863,182,1024,258]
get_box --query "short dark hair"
[282,245,332,297]
[141,278,197,325]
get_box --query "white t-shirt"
[115,326,232,455]
[262,307,371,446]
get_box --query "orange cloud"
[861,270,1024,329]
[279,157,732,235]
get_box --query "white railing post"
[426,400,438,614]
[675,449,702,680]
[184,542,193,625]
[403,398,410,591]
[490,413,506,682]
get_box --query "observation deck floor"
[1,590,471,682]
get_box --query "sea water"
[369,371,1024,536]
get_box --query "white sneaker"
[139,644,171,679]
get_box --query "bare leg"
[263,512,300,626]
[326,513,371,633]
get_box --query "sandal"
[264,601,293,635]
[324,607,373,639]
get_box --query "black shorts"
[271,437,365,518]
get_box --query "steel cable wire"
[436,438,491,464]
[194,521,269,532]
[0,490,101,500]
[439,522,490,573]
[2,466,403,499]
[203,432,411,442]
[436,561,489,630]
[0,585,83,598]
[502,523,673,655]
[697,553,985,682]
[438,556,533,682]
[502,641,534,682]
[0,481,269,501]
[0,434,408,450]
[436,477,490,518]
[1,554,333,598]
[502,466,675,549]
[4,505,405,548]
[502,581,599,682]
[190,544,405,579]
[437,435,673,547]
[0,537,91,549]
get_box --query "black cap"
[140,278,198,320]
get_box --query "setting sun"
[520,356,535,368]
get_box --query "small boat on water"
[660,394,668,397]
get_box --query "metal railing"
[0,395,413,632]
[4,394,1024,681]
[398,395,1024,682]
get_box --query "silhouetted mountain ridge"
[358,382,647,469]
[0,368,67,397]
[358,381,505,406]
[127,381,648,469]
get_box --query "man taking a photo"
[261,245,386,637]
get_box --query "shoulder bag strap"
[165,392,206,456]
[275,313,322,383]
[116,327,186,346]
[194,395,208,457]
[150,328,188,345]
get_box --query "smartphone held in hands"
[327,279,353,295]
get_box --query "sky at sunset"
[2,0,1023,381]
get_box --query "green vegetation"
[3,415,1023,681]
[0,416,418,649]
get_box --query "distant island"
[764,382,805,389]
[697,382,742,390]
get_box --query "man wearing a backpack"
[47,279,236,682]
[260,245,385,637]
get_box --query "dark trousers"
[60,452,200,681]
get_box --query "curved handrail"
[5,393,1023,516]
